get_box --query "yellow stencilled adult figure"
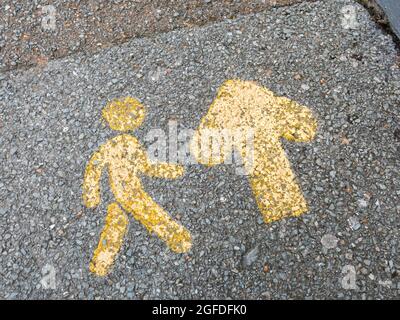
[191,80,318,224]
[83,97,191,276]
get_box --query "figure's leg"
[90,202,129,276]
[250,150,308,223]
[120,193,191,253]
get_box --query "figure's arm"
[83,146,107,208]
[144,162,185,179]
[277,97,317,142]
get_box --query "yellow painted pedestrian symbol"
[191,79,317,223]
[83,97,191,276]
[83,80,317,276]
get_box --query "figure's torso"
[104,134,147,196]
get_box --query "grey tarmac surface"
[0,0,400,299]
[0,0,309,72]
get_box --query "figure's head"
[102,97,145,131]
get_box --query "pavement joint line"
[1,0,317,75]
[1,0,398,77]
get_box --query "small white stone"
[379,280,392,288]
[357,199,368,208]
[348,216,361,231]
[368,274,375,281]
[301,84,310,91]
[321,234,339,249]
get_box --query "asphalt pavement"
[0,0,399,299]
[0,0,308,72]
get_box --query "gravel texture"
[0,0,399,299]
[0,0,309,73]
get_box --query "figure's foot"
[90,251,114,277]
[167,226,192,253]
[89,202,129,277]
[261,205,308,224]
[152,222,192,253]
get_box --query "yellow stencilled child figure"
[83,97,191,276]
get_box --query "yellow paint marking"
[191,80,317,223]
[89,203,128,277]
[83,97,191,276]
